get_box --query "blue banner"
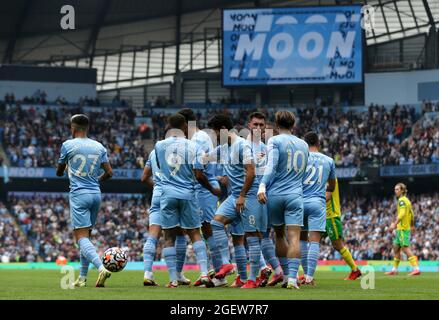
[0,167,143,180]
[336,167,358,179]
[223,6,363,86]
[380,164,439,177]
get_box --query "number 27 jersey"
[58,137,109,194]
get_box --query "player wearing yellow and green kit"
[325,178,361,280]
[385,183,420,276]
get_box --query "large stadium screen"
[222,6,364,86]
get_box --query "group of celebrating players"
[56,108,420,289]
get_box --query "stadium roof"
[1,0,438,66]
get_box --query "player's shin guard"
[300,241,309,275]
[247,237,261,282]
[207,236,222,272]
[288,258,301,281]
[306,242,320,278]
[193,240,209,276]
[78,237,103,271]
[143,236,158,274]
[79,253,89,278]
[175,235,187,273]
[234,244,248,281]
[211,220,230,265]
[163,246,178,282]
[261,237,280,271]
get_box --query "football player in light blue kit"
[300,132,336,285]
[155,113,221,288]
[257,111,309,290]
[246,113,284,287]
[141,147,191,286]
[56,114,113,288]
[177,109,223,286]
[208,114,267,289]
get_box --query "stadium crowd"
[0,104,149,169]
[1,192,438,264]
[1,96,438,169]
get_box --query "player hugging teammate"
[137,108,366,289]
[58,110,366,290]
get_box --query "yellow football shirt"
[396,196,413,231]
[326,178,341,219]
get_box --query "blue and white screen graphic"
[223,6,363,86]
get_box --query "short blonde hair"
[395,183,407,195]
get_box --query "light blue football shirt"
[145,149,162,193]
[191,130,219,194]
[302,152,336,201]
[250,139,267,183]
[221,137,258,197]
[58,137,108,194]
[261,133,309,196]
[155,136,203,200]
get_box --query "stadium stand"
[2,192,438,263]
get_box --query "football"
[102,247,128,272]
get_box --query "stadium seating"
[3,193,438,263]
[2,97,437,169]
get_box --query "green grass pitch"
[0,270,438,300]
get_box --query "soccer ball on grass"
[102,247,128,272]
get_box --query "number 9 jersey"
[58,137,109,195]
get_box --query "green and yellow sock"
[408,256,419,270]
[393,258,400,271]
[340,247,357,271]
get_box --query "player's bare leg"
[285,225,301,289]
[385,245,401,275]
[143,224,161,286]
[402,247,420,276]
[332,239,361,280]
[268,225,288,287]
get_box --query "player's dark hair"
[248,111,266,122]
[304,131,319,147]
[70,114,89,131]
[178,108,196,122]
[168,113,187,130]
[275,111,295,129]
[207,114,234,131]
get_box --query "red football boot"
[215,264,235,279]
[408,269,421,276]
[384,270,398,276]
[267,273,284,286]
[241,280,258,289]
[345,269,362,280]
[230,275,245,288]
